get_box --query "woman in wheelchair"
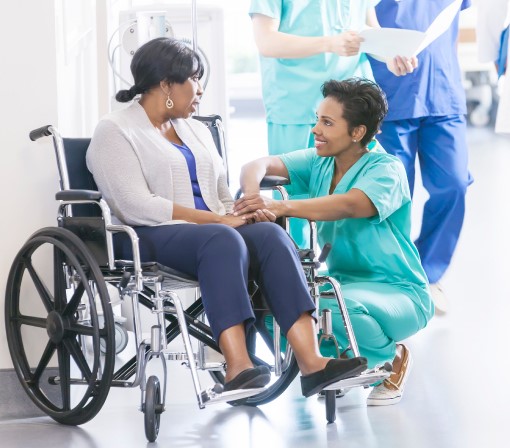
[86,37,367,397]
[235,78,434,406]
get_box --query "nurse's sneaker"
[367,344,412,406]
[430,283,448,315]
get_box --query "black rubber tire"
[5,227,115,425]
[325,390,337,423]
[209,312,299,407]
[144,376,162,443]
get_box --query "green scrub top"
[279,145,434,321]
[249,0,379,125]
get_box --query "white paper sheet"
[415,0,464,54]
[359,0,463,61]
[359,28,425,60]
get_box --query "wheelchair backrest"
[192,115,229,184]
[62,138,100,217]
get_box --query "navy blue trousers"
[113,222,315,341]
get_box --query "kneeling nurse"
[235,78,434,406]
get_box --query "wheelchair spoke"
[63,338,92,382]
[63,282,85,317]
[53,248,67,312]
[31,340,57,384]
[57,343,71,411]
[68,323,98,337]
[17,315,47,329]
[25,258,54,313]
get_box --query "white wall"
[55,0,99,136]
[0,1,60,368]
[0,0,104,369]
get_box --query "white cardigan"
[86,102,233,225]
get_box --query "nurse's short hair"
[116,37,205,102]
[321,78,388,147]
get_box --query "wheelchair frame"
[5,118,390,442]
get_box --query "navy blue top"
[172,142,210,211]
[369,0,471,121]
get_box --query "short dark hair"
[321,78,388,147]
[116,37,205,103]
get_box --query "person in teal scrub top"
[249,0,417,248]
[234,78,433,406]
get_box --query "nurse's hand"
[386,55,418,76]
[233,194,282,218]
[245,209,277,224]
[329,31,363,56]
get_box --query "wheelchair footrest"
[201,387,266,405]
[322,366,391,391]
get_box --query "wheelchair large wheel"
[210,311,299,407]
[5,227,116,425]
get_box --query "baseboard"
[0,368,57,420]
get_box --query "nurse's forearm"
[280,191,377,221]
[240,160,266,195]
[281,198,353,221]
[240,156,289,195]
[253,14,362,58]
[254,29,332,58]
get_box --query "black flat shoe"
[300,357,367,398]
[224,366,271,392]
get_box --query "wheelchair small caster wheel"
[144,376,163,442]
[325,390,337,423]
[100,322,129,355]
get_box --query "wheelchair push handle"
[29,125,53,141]
[318,243,331,263]
[318,243,332,264]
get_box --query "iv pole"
[191,0,198,53]
[191,0,199,114]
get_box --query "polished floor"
[1,125,509,448]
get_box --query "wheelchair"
[5,116,391,442]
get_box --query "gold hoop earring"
[166,96,174,109]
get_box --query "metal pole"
[191,0,198,53]
[191,0,200,114]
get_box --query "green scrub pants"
[268,123,315,249]
[319,282,428,368]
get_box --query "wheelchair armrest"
[235,176,290,200]
[260,175,289,189]
[56,189,102,201]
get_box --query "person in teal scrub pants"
[235,78,434,406]
[249,0,417,248]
